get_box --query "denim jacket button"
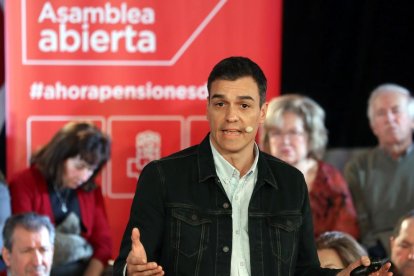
[222,246,230,253]
[223,202,230,209]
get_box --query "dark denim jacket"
[114,135,338,276]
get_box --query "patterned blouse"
[309,161,359,239]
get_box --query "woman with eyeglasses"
[261,94,359,239]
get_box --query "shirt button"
[223,202,230,209]
[191,214,198,220]
[222,246,230,253]
[236,230,240,235]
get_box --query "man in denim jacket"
[114,57,392,276]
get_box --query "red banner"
[6,0,282,258]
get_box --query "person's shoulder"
[0,181,10,198]
[140,144,199,171]
[8,166,45,187]
[260,151,303,176]
[139,144,200,177]
[159,144,199,162]
[9,165,38,181]
[261,150,292,167]
[318,160,342,175]
[345,147,377,168]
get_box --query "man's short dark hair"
[2,212,55,251]
[207,56,267,106]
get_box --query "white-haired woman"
[261,94,359,239]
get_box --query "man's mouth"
[222,129,241,135]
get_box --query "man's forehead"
[401,218,414,230]
[374,91,408,105]
[209,78,259,97]
[13,226,50,244]
[398,218,414,239]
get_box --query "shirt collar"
[380,142,414,161]
[210,139,259,179]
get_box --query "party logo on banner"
[21,0,227,65]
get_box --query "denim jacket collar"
[197,134,278,191]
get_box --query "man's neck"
[224,152,255,177]
[210,141,256,177]
[382,139,413,160]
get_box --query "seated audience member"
[8,121,112,276]
[345,83,414,258]
[2,212,55,276]
[389,210,414,276]
[316,231,368,269]
[261,94,359,238]
[0,171,11,272]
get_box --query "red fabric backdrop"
[5,0,282,258]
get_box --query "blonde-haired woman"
[261,94,359,238]
[316,231,367,269]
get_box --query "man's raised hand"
[126,227,164,276]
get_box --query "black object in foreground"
[350,258,389,276]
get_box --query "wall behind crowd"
[281,0,414,148]
[3,1,414,171]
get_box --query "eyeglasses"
[268,129,306,140]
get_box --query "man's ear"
[259,102,268,124]
[2,247,11,267]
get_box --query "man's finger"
[131,227,141,248]
[130,227,147,263]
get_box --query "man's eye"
[392,107,401,114]
[398,243,411,249]
[241,104,249,109]
[215,102,225,107]
[40,247,51,253]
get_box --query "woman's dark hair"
[31,121,110,191]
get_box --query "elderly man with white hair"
[345,83,414,259]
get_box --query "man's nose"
[32,250,42,265]
[225,105,239,122]
[384,110,396,122]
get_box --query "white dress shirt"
[210,140,259,276]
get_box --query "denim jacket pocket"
[268,215,302,263]
[171,208,212,258]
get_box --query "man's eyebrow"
[238,95,255,101]
[210,94,255,101]
[210,94,225,99]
